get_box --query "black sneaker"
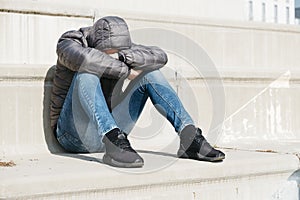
[102,130,144,168]
[177,125,225,162]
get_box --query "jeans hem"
[102,125,119,136]
[178,122,195,135]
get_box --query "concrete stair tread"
[0,149,298,199]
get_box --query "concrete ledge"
[0,150,298,199]
[0,64,52,81]
[1,64,300,157]
[1,64,300,81]
[119,11,300,34]
[0,0,95,18]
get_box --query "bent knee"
[143,70,167,83]
[76,73,99,84]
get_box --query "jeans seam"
[57,131,87,152]
[57,130,67,141]
[78,75,103,134]
[78,75,97,115]
[143,75,188,131]
[78,75,118,136]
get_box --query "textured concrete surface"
[0,150,298,199]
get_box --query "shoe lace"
[190,129,211,149]
[116,133,135,152]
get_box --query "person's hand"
[128,69,142,80]
[109,53,119,60]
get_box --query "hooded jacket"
[50,16,168,131]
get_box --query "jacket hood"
[89,16,132,51]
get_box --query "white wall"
[96,0,245,21]
[0,13,92,65]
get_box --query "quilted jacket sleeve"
[118,43,168,71]
[56,30,130,79]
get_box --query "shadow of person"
[42,65,66,154]
[57,153,104,163]
[288,169,300,199]
[42,66,104,164]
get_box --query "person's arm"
[56,30,130,79]
[118,43,168,71]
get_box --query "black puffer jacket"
[50,16,168,130]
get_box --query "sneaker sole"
[103,154,144,168]
[177,150,225,162]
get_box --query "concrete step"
[1,6,300,199]
[0,149,299,200]
[1,64,300,157]
[0,64,300,199]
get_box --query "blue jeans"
[56,70,194,153]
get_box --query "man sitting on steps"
[50,16,225,168]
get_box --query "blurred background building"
[296,0,300,23]
[74,0,299,24]
[247,0,295,24]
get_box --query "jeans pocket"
[57,131,88,153]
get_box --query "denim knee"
[142,70,169,85]
[76,73,99,87]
